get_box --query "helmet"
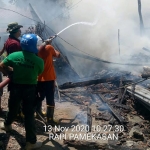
[37,35,43,46]
[20,34,38,53]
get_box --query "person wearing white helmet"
[0,34,44,150]
[36,35,43,47]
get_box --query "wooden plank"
[127,85,150,106]
[59,76,121,89]
[97,94,126,124]
[87,107,92,132]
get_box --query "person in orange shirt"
[36,36,60,125]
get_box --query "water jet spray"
[47,20,98,41]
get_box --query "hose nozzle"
[44,34,57,44]
[49,34,57,40]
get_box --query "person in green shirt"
[0,34,44,150]
[3,51,43,84]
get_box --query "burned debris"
[54,67,150,150]
[1,2,150,150]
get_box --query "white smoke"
[1,0,150,76]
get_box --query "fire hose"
[0,77,10,89]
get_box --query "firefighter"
[0,34,44,150]
[0,22,23,114]
[36,36,60,126]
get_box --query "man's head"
[20,34,38,54]
[7,22,23,38]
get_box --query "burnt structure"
[27,3,150,150]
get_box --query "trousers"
[5,84,37,144]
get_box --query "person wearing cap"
[36,36,60,126]
[0,34,44,150]
[0,22,23,56]
[0,22,23,115]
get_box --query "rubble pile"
[55,69,150,150]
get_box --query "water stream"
[56,20,98,36]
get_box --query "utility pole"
[137,0,144,36]
[118,29,120,55]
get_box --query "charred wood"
[59,91,84,105]
[110,103,130,111]
[91,89,118,94]
[95,112,112,121]
[59,76,124,89]
[118,77,124,102]
[109,117,117,125]
[102,83,113,90]
[89,93,97,102]
[141,73,150,78]
[87,106,92,132]
[59,88,86,93]
[63,140,106,150]
[97,94,126,124]
[120,88,127,104]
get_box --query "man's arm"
[0,62,10,76]
[37,36,54,53]
[0,45,5,56]
[54,49,60,58]
[0,54,13,76]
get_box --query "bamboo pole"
[137,0,144,36]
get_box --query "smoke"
[1,0,150,76]
[52,0,150,75]
[0,1,33,48]
[0,0,5,7]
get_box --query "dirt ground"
[1,79,150,150]
[0,85,117,150]
[0,86,83,150]
[0,83,98,150]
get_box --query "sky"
[0,0,150,76]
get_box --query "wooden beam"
[59,76,132,89]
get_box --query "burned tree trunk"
[137,0,144,36]
[87,106,92,132]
